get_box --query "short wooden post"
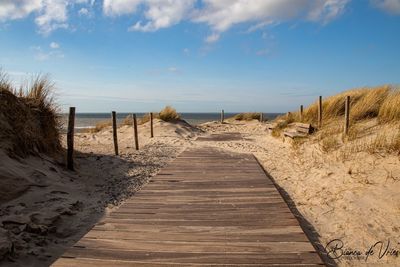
[150,112,154,138]
[318,96,322,128]
[344,96,350,136]
[67,107,75,171]
[260,113,263,122]
[221,109,224,124]
[300,105,303,122]
[112,111,118,156]
[133,114,139,150]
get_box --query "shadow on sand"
[255,158,338,267]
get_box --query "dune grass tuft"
[274,85,400,155]
[159,106,181,122]
[0,71,61,156]
[282,86,397,127]
[140,106,181,124]
[351,86,390,121]
[233,113,261,121]
[378,89,400,123]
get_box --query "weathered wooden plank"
[55,258,323,267]
[60,249,323,265]
[74,239,315,253]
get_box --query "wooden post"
[133,114,139,150]
[221,109,224,124]
[67,107,75,171]
[344,96,350,136]
[260,113,263,122]
[300,105,303,122]
[112,111,118,156]
[318,96,322,128]
[150,112,154,138]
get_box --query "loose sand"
[1,118,399,266]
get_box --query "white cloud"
[35,0,70,35]
[8,0,400,42]
[0,0,42,21]
[371,0,400,14]
[128,0,196,32]
[103,0,142,16]
[193,0,350,42]
[0,0,94,35]
[78,7,90,16]
[50,42,60,49]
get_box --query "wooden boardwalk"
[53,147,324,266]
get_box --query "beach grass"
[159,106,181,122]
[233,113,261,121]
[0,71,61,156]
[272,85,400,155]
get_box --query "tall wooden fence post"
[318,96,322,128]
[221,109,224,124]
[344,96,350,136]
[150,112,154,138]
[300,105,303,122]
[112,111,119,156]
[67,107,75,171]
[133,113,139,150]
[260,113,263,122]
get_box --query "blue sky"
[0,0,399,112]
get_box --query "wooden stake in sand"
[300,105,304,122]
[67,107,75,171]
[221,109,224,124]
[260,113,263,122]
[318,96,322,128]
[344,96,350,136]
[133,113,139,150]
[112,111,119,156]
[150,112,154,138]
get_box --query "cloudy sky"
[1,0,399,112]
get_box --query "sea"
[59,113,282,131]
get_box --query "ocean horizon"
[60,112,283,130]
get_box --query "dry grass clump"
[159,106,181,122]
[291,86,393,126]
[233,113,261,121]
[0,72,61,157]
[366,130,400,154]
[378,89,400,123]
[320,136,340,153]
[139,106,181,124]
[351,86,390,121]
[272,85,400,155]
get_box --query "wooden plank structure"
[283,123,313,139]
[53,146,324,266]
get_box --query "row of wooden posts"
[220,95,352,134]
[67,109,155,171]
[67,96,351,170]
